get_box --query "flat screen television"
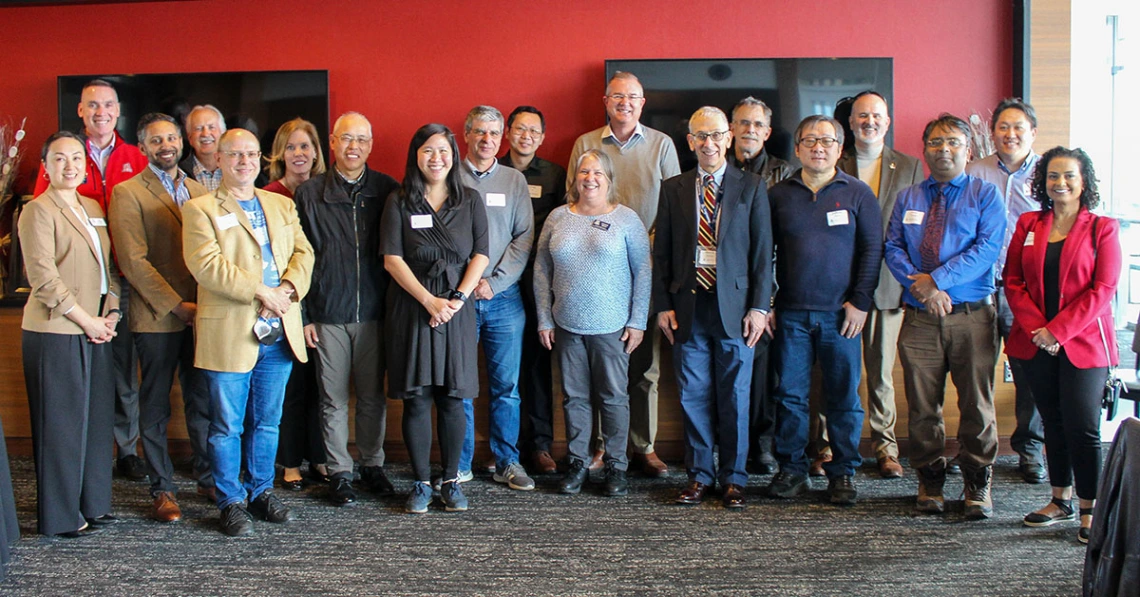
[57,69,330,165]
[605,58,893,172]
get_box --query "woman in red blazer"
[1003,146,1120,545]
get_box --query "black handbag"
[1089,216,1128,418]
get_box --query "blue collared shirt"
[87,136,115,174]
[602,123,645,149]
[884,172,1006,307]
[148,163,191,207]
[965,152,1040,278]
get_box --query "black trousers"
[277,352,326,469]
[23,331,114,535]
[519,263,555,455]
[402,389,464,482]
[748,333,776,460]
[135,329,212,495]
[1017,350,1107,499]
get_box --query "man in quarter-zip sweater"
[294,112,399,506]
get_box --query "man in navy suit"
[653,106,773,509]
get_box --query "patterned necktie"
[919,183,948,273]
[696,174,718,290]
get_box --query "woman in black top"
[381,124,489,514]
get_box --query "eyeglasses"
[798,137,838,148]
[606,93,644,102]
[337,135,372,145]
[470,128,502,138]
[690,130,729,143]
[925,137,968,149]
[510,126,543,138]
[220,150,261,161]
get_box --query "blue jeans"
[461,283,525,471]
[673,292,754,487]
[202,341,293,509]
[771,309,864,477]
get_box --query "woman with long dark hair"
[381,124,489,513]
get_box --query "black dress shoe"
[722,484,746,509]
[676,481,710,505]
[603,465,628,496]
[85,514,120,526]
[748,452,779,475]
[57,525,104,539]
[1020,461,1046,484]
[116,455,148,482]
[559,460,589,494]
[249,491,294,523]
[946,456,962,475]
[329,478,357,506]
[280,478,304,492]
[360,465,395,495]
[219,503,253,537]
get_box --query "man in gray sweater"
[567,72,681,476]
[458,105,535,491]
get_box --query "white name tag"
[826,210,849,227]
[486,193,506,207]
[410,214,433,229]
[89,218,106,227]
[528,185,542,199]
[1024,231,1035,246]
[903,210,925,225]
[216,213,239,230]
[698,248,717,267]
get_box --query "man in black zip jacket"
[294,112,399,506]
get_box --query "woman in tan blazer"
[20,131,122,537]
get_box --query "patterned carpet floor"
[0,455,1086,596]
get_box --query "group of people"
[18,74,1117,545]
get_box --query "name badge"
[826,210,849,227]
[1024,231,1035,246]
[216,213,239,230]
[410,214,433,229]
[903,210,925,225]
[698,248,717,267]
[89,217,106,227]
[528,185,543,199]
[486,193,506,207]
[591,220,611,231]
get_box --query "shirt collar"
[602,123,645,146]
[699,163,728,187]
[997,151,1040,175]
[926,171,970,191]
[465,157,497,178]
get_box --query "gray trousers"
[112,282,140,458]
[135,329,212,494]
[314,321,386,478]
[557,328,630,471]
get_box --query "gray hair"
[333,111,372,136]
[689,106,728,132]
[186,104,227,133]
[731,96,773,123]
[605,71,643,96]
[464,105,504,133]
[567,149,616,206]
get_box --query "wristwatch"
[448,289,467,302]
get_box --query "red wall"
[0,0,1011,191]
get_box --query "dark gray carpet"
[0,456,1084,596]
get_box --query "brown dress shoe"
[809,452,832,477]
[587,449,606,472]
[532,450,557,475]
[675,481,710,505]
[878,455,904,479]
[722,484,746,509]
[197,485,217,503]
[153,491,182,523]
[637,451,669,477]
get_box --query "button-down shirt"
[191,155,223,193]
[148,164,192,207]
[602,123,645,149]
[885,173,1006,307]
[465,157,497,179]
[965,152,1040,278]
[87,136,115,175]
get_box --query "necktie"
[919,183,948,273]
[696,174,718,290]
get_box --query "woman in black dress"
[381,124,488,514]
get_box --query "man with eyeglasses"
[965,98,1046,485]
[179,105,227,193]
[293,112,399,506]
[182,129,314,536]
[726,96,792,476]
[765,115,881,506]
[567,71,681,477]
[499,106,566,475]
[885,114,1005,519]
[653,107,772,509]
[455,105,536,492]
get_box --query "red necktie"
[696,174,717,290]
[919,183,948,273]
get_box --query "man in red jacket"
[34,79,150,483]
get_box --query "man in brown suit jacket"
[816,91,924,479]
[109,113,211,523]
[182,129,313,537]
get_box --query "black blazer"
[652,166,772,343]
